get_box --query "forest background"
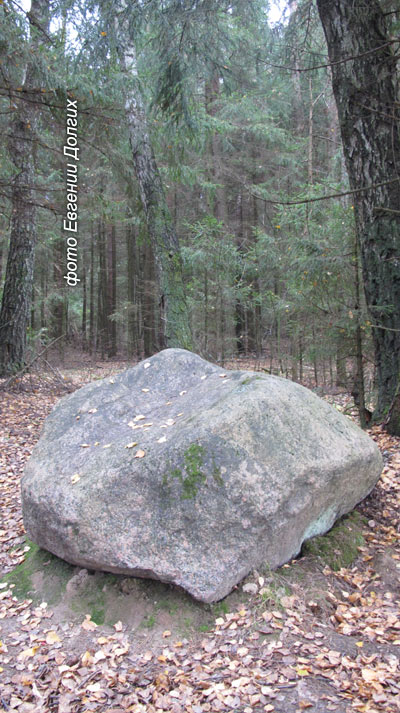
[1,0,400,433]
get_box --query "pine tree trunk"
[317,0,400,430]
[0,0,49,375]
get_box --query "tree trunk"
[335,332,348,387]
[386,387,400,435]
[235,193,246,355]
[142,240,158,357]
[126,224,139,357]
[107,225,117,357]
[40,269,47,332]
[97,220,108,359]
[116,34,192,350]
[82,263,87,350]
[316,0,400,429]
[127,106,191,349]
[205,73,227,225]
[0,0,49,375]
[89,224,95,354]
[352,230,370,429]
[50,236,66,349]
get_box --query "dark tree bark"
[97,220,108,359]
[40,269,47,332]
[316,0,400,429]
[235,193,246,355]
[0,0,50,375]
[126,224,139,357]
[89,224,95,354]
[205,73,227,225]
[142,239,158,357]
[49,237,66,347]
[107,225,117,357]
[81,263,87,350]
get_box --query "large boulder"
[22,349,382,602]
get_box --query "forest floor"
[0,357,399,713]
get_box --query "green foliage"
[0,0,375,381]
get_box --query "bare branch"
[250,178,400,206]
[259,37,400,74]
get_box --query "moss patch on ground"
[301,510,366,570]
[0,538,241,643]
[1,513,365,649]
[1,539,74,604]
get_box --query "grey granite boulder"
[22,349,382,602]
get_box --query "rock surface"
[22,349,382,602]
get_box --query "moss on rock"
[168,443,223,499]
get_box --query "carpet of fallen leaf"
[0,367,399,713]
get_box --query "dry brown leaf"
[45,630,61,644]
[81,615,97,631]
[17,646,39,661]
[81,650,94,666]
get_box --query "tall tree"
[316,0,400,429]
[123,81,192,350]
[108,3,192,350]
[0,0,50,375]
